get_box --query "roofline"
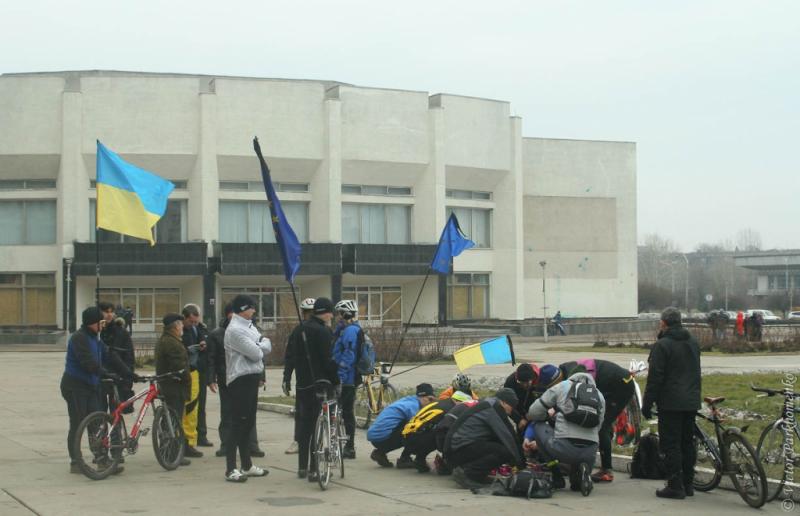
[524,136,636,145]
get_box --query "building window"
[342,184,412,196]
[447,273,490,320]
[341,204,410,244]
[0,179,57,190]
[98,287,180,332]
[221,287,298,326]
[0,201,57,245]
[342,286,402,325]
[219,181,309,193]
[90,200,187,243]
[446,207,490,248]
[0,273,56,326]
[218,201,309,243]
[446,189,491,200]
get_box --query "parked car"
[638,312,661,320]
[725,311,740,320]
[745,309,780,321]
[788,311,800,320]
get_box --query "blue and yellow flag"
[95,141,174,245]
[431,213,475,274]
[453,335,515,371]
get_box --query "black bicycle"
[751,384,799,502]
[692,396,768,508]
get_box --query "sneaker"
[579,463,593,496]
[243,465,269,477]
[414,457,431,473]
[396,456,415,469]
[285,441,299,454]
[215,448,227,457]
[225,469,248,483]
[197,438,214,447]
[184,446,204,458]
[250,449,266,458]
[452,467,485,490]
[591,469,614,483]
[370,449,393,468]
[342,447,356,460]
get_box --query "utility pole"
[682,253,690,310]
[540,260,548,343]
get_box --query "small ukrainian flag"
[453,336,514,372]
[95,141,175,245]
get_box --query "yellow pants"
[182,370,199,447]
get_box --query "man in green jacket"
[155,313,191,466]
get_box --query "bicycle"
[311,379,347,490]
[751,384,799,502]
[613,360,647,446]
[692,395,768,508]
[73,371,186,480]
[354,362,398,428]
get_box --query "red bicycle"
[74,371,185,480]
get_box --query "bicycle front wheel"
[355,383,374,429]
[313,413,331,490]
[152,405,184,471]
[336,414,346,479]
[725,431,768,508]
[693,431,722,492]
[74,411,122,480]
[757,420,792,503]
[377,383,398,412]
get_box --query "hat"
[494,387,519,407]
[82,307,103,326]
[222,302,233,316]
[516,363,538,383]
[313,297,334,315]
[415,383,435,397]
[231,294,257,314]
[162,313,184,327]
[535,364,563,392]
[451,390,472,403]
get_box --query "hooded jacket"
[528,372,606,442]
[643,325,701,413]
[224,313,271,385]
[444,397,522,466]
[332,322,363,386]
[367,395,422,443]
[282,317,339,390]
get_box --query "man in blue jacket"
[367,383,436,468]
[332,299,361,459]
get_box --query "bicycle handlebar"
[750,383,797,398]
[134,369,187,383]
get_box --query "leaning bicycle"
[73,371,185,480]
[354,362,397,428]
[613,360,647,446]
[312,379,347,490]
[692,395,768,508]
[751,384,799,502]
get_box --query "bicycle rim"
[337,416,346,479]
[355,383,373,429]
[379,384,398,412]
[152,405,184,470]
[74,411,122,480]
[757,421,790,502]
[693,433,722,491]
[725,432,767,508]
[314,415,331,490]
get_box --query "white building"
[0,70,637,333]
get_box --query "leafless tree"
[735,228,762,252]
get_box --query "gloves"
[282,380,291,396]
[642,404,653,420]
[104,372,122,383]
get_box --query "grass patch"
[542,345,790,356]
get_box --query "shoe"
[297,469,307,479]
[243,465,269,477]
[307,471,319,482]
[215,448,227,457]
[396,456,415,469]
[197,438,214,447]
[579,463,592,496]
[285,441,299,454]
[184,445,204,458]
[452,467,486,490]
[342,447,356,460]
[591,469,614,483]
[111,465,124,475]
[414,457,431,473]
[225,469,248,483]
[656,477,686,499]
[683,481,695,497]
[250,449,266,458]
[70,463,82,474]
[370,449,393,468]
[180,457,191,466]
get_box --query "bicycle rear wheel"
[377,383,398,412]
[757,420,790,502]
[693,432,722,492]
[152,405,184,471]
[355,383,374,429]
[725,431,767,508]
[74,411,123,480]
[313,414,331,490]
[336,414,346,479]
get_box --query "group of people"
[707,309,764,342]
[62,298,702,501]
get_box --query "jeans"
[449,441,515,482]
[61,376,101,465]
[534,422,598,469]
[658,410,697,483]
[598,380,635,469]
[225,373,260,473]
[340,385,356,449]
[370,421,408,457]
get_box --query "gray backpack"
[558,381,602,428]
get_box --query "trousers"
[224,373,260,473]
[449,441,514,481]
[658,410,697,483]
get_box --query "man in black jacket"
[502,363,539,429]
[99,302,136,413]
[283,297,339,481]
[642,307,701,500]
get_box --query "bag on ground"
[492,470,553,499]
[629,434,667,480]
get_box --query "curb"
[258,400,369,426]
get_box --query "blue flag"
[430,213,475,274]
[253,138,301,283]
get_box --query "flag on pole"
[253,137,301,283]
[430,213,475,273]
[453,335,514,371]
[95,141,174,245]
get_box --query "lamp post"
[786,257,792,316]
[682,253,690,310]
[540,260,548,343]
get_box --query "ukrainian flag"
[453,335,514,371]
[95,141,175,245]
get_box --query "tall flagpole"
[95,201,101,306]
[387,267,433,373]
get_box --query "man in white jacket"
[222,294,271,483]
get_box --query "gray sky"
[3,1,798,251]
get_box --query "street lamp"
[540,260,548,343]
[682,254,690,310]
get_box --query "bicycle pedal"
[140,428,150,437]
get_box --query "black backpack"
[558,380,602,428]
[629,434,667,479]
[491,470,553,499]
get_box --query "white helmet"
[300,298,316,310]
[334,299,358,318]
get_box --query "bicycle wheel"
[152,405,184,471]
[377,383,398,412]
[757,419,793,502]
[313,413,331,490]
[693,432,723,491]
[74,411,123,480]
[355,383,374,429]
[724,431,767,508]
[336,414,346,479]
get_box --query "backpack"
[491,470,553,499]
[355,329,376,375]
[629,434,667,479]
[558,380,602,428]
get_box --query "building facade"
[0,71,637,332]
[735,250,799,308]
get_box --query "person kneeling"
[367,383,436,468]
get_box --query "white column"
[191,90,219,244]
[414,106,446,244]
[312,97,342,243]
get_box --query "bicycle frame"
[363,363,391,413]
[106,380,169,453]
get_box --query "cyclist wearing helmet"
[282,297,315,455]
[332,299,361,459]
[438,373,479,400]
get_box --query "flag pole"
[387,266,433,373]
[95,203,101,306]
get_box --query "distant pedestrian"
[735,311,745,338]
[553,311,567,336]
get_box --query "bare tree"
[735,228,762,252]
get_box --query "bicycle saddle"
[704,396,725,405]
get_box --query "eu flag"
[430,213,475,274]
[253,137,301,283]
